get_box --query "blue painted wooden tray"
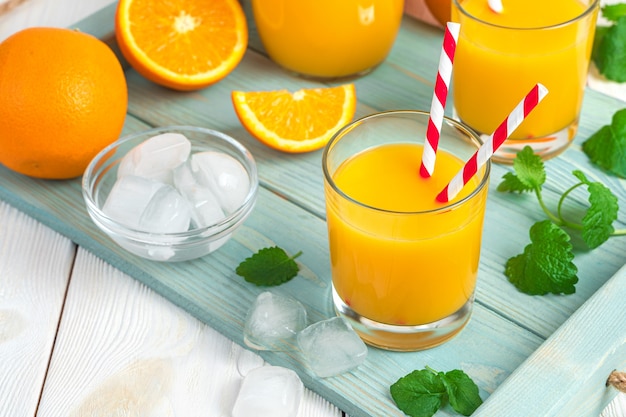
[0,4,624,416]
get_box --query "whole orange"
[0,27,128,179]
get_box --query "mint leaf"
[390,369,446,417]
[505,220,578,295]
[236,247,302,286]
[440,370,483,416]
[572,171,619,248]
[497,146,545,193]
[497,172,530,193]
[582,110,626,178]
[602,3,626,22]
[391,368,483,417]
[593,16,626,82]
[593,26,611,63]
[513,146,546,188]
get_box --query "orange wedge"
[115,0,248,91]
[231,84,357,153]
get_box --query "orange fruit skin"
[114,0,248,91]
[0,27,128,179]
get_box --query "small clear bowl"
[82,125,258,262]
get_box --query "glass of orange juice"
[251,0,405,79]
[322,111,490,351]
[451,0,599,163]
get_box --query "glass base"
[332,286,473,351]
[454,112,578,164]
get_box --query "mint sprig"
[390,366,482,417]
[236,246,302,286]
[497,146,624,295]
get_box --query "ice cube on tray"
[244,292,308,351]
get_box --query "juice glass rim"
[322,110,491,216]
[451,0,599,31]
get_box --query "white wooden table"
[0,1,624,417]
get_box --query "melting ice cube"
[102,175,165,229]
[173,161,226,228]
[191,151,250,214]
[244,292,308,351]
[118,132,191,183]
[231,365,303,417]
[138,184,191,234]
[102,175,191,234]
[297,317,367,378]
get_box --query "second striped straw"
[436,83,549,203]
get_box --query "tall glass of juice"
[322,111,490,351]
[251,0,404,79]
[451,0,599,163]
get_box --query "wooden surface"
[0,1,625,416]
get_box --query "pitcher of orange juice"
[251,0,405,79]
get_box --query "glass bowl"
[82,125,258,262]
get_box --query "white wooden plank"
[38,248,342,417]
[0,201,75,417]
[602,394,626,417]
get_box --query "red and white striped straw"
[436,83,548,203]
[420,22,460,179]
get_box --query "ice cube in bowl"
[82,125,258,262]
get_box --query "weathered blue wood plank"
[121,27,626,340]
[475,264,626,416]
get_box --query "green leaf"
[602,3,626,22]
[390,369,446,417]
[235,247,302,286]
[610,106,626,136]
[513,146,546,189]
[440,370,483,416]
[497,172,531,193]
[582,111,626,178]
[505,220,578,295]
[497,146,545,193]
[593,16,626,82]
[592,25,611,63]
[572,171,619,248]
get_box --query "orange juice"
[326,143,487,327]
[451,0,598,161]
[323,111,489,350]
[251,0,404,78]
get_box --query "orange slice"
[231,84,357,153]
[115,0,248,91]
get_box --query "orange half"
[232,84,357,153]
[115,0,248,91]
